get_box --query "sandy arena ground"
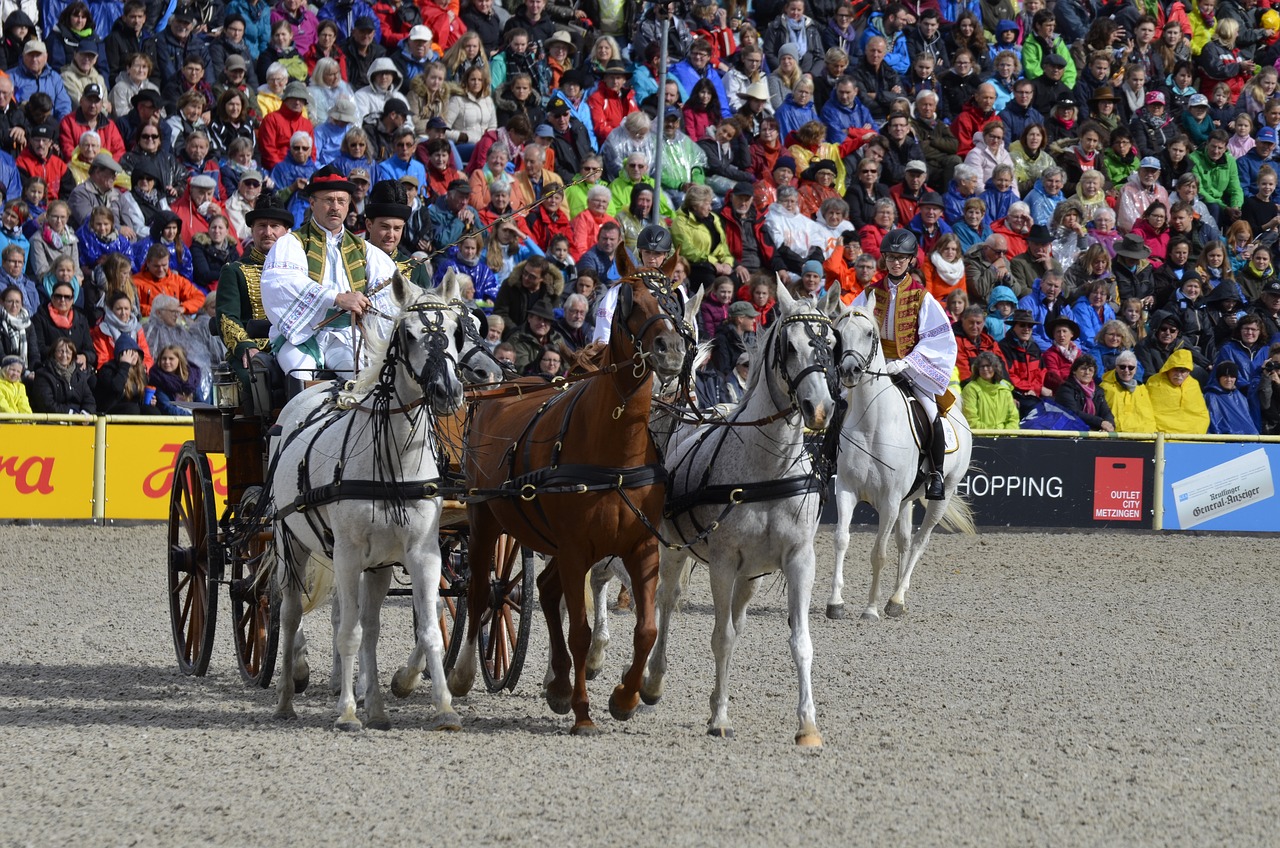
[1,524,1277,847]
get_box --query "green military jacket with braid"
[215,245,271,361]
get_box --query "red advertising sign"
[1093,457,1144,521]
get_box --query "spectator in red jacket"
[998,308,1050,417]
[258,81,315,170]
[587,61,637,146]
[58,85,125,162]
[170,175,238,248]
[525,186,573,249]
[16,125,69,200]
[953,304,1007,381]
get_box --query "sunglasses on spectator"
[1116,364,1136,371]
[52,294,73,301]
[242,179,261,186]
[141,133,160,139]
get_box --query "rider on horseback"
[852,228,958,500]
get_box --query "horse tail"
[938,493,976,536]
[301,554,336,616]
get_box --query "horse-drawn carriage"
[164,275,535,696]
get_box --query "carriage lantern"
[212,362,241,411]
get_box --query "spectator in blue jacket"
[668,38,732,120]
[9,40,73,121]
[317,0,377,39]
[819,76,874,144]
[1205,361,1260,434]
[1237,125,1276,199]
[943,164,981,226]
[856,3,911,75]
[225,0,274,56]
[1025,166,1067,227]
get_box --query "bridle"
[449,301,505,385]
[834,309,888,386]
[763,310,836,414]
[614,270,694,380]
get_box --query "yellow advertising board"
[0,423,96,519]
[103,424,229,520]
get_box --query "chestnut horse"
[449,248,688,735]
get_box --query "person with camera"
[1257,343,1280,435]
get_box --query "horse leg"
[395,527,460,731]
[292,620,310,694]
[786,548,822,747]
[640,544,688,706]
[888,497,944,617]
[609,542,659,723]
[330,553,363,731]
[707,565,747,738]
[827,485,857,619]
[537,560,573,715]
[448,510,497,698]
[561,561,599,735]
[885,501,915,618]
[274,556,304,721]
[585,557,615,680]
[359,566,393,730]
[863,508,896,621]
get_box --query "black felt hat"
[244,194,295,227]
[364,179,412,221]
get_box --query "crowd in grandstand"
[0,0,1279,435]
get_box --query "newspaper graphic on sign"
[1172,448,1274,529]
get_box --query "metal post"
[92,416,107,523]
[1152,432,1165,531]
[651,4,670,226]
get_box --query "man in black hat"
[1010,224,1062,297]
[508,297,566,373]
[720,180,762,281]
[58,83,126,161]
[1112,232,1156,310]
[343,15,388,90]
[114,89,166,150]
[217,195,296,376]
[998,308,1050,416]
[260,165,403,376]
[545,94,594,185]
[364,179,434,290]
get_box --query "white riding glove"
[883,359,908,376]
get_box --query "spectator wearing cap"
[655,109,708,210]
[172,173,238,248]
[907,191,953,257]
[317,0,378,40]
[1179,92,1215,147]
[60,37,108,109]
[507,297,566,373]
[258,80,315,171]
[720,180,765,280]
[208,16,260,90]
[413,177,479,254]
[1237,126,1277,199]
[1118,156,1171,233]
[310,99,358,165]
[1030,52,1074,117]
[392,24,442,89]
[58,85,126,164]
[67,153,129,233]
[218,167,260,236]
[545,95,596,184]
[1249,277,1280,343]
[336,20,383,92]
[1129,89,1178,160]
[1190,129,1244,221]
[12,41,74,122]
[14,125,64,204]
[889,160,930,231]
[587,60,639,149]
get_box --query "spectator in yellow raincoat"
[1146,347,1210,433]
[1101,350,1157,432]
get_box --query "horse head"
[436,266,505,387]
[388,269,466,415]
[767,283,836,431]
[829,288,883,389]
[610,245,690,383]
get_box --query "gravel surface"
[1,524,1277,847]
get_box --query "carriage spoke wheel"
[437,528,469,673]
[229,487,279,688]
[167,443,219,676]
[480,533,535,693]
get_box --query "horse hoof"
[293,671,310,694]
[604,691,634,722]
[334,718,363,732]
[390,668,419,699]
[273,708,297,722]
[825,603,846,620]
[795,731,824,748]
[431,711,462,732]
[707,727,735,739]
[884,601,906,618]
[640,690,661,707]
[570,721,601,737]
[447,671,474,698]
[366,716,392,732]
[585,665,601,681]
[860,609,880,622]
[544,689,573,715]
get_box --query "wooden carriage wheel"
[167,443,219,676]
[229,487,279,688]
[480,534,536,693]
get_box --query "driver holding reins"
[260,165,401,378]
[851,228,958,500]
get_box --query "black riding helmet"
[636,224,673,253]
[880,228,919,257]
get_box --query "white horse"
[824,289,976,622]
[641,285,836,745]
[269,269,502,700]
[270,270,467,731]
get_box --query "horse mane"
[563,341,609,375]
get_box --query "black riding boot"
[925,417,946,500]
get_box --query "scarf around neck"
[930,251,964,285]
[98,306,140,341]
